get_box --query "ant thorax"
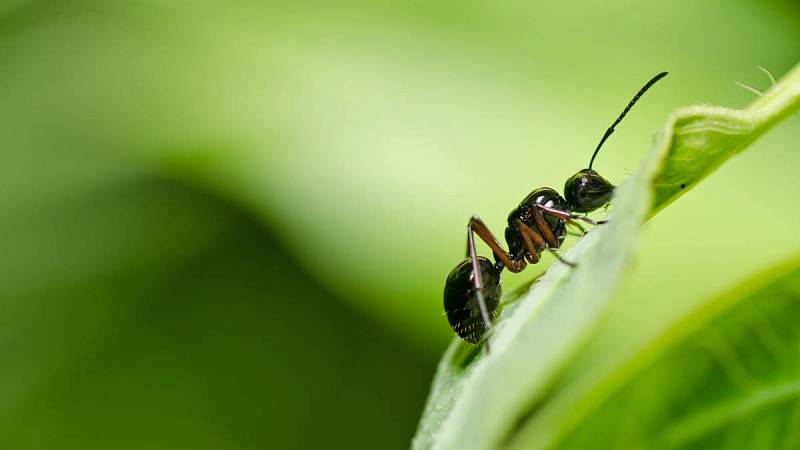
[504,188,568,260]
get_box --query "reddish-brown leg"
[536,204,607,226]
[467,216,526,273]
[465,215,531,352]
[526,206,584,266]
[530,206,559,248]
[517,219,575,267]
[515,220,541,264]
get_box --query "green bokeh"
[1,1,798,449]
[1,176,432,449]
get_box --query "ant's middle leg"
[467,216,526,273]
[514,220,542,264]
[530,205,560,248]
[547,249,577,267]
[567,220,587,236]
[518,219,576,267]
[525,206,580,266]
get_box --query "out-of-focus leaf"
[0,175,237,420]
[413,63,800,450]
[0,177,433,450]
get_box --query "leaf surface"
[508,255,800,450]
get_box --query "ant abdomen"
[443,257,502,343]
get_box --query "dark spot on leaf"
[680,183,686,189]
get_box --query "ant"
[443,72,668,344]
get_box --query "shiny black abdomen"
[443,257,502,343]
[504,187,568,261]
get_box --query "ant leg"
[465,215,530,350]
[518,219,576,267]
[518,218,577,267]
[530,206,559,248]
[567,220,587,236]
[514,220,542,264]
[466,225,494,351]
[547,249,577,267]
[467,216,526,273]
[536,204,606,226]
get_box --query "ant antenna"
[588,71,668,171]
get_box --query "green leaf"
[507,254,800,450]
[651,65,800,213]
[413,63,800,450]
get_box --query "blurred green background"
[1,1,798,449]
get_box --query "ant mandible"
[443,72,668,344]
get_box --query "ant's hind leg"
[466,225,494,351]
[465,215,529,350]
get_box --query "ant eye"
[564,169,615,213]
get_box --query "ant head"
[565,72,668,213]
[564,169,614,212]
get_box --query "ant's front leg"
[536,204,608,226]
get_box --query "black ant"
[443,72,668,344]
